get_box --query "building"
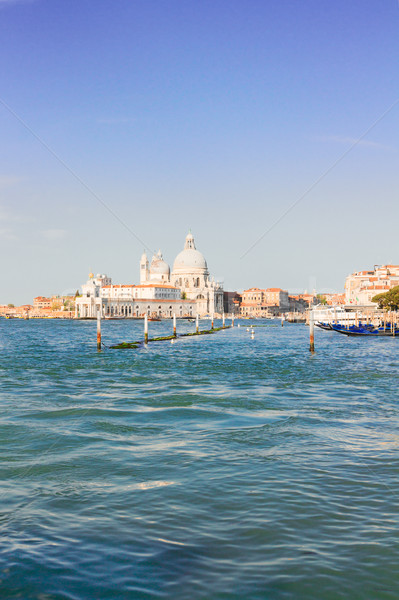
[239,287,290,317]
[345,265,399,306]
[223,292,241,315]
[75,275,196,319]
[33,296,52,309]
[317,293,345,306]
[170,231,224,316]
[75,231,224,318]
[264,288,289,311]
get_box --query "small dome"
[150,250,170,276]
[89,272,94,279]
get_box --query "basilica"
[75,231,224,319]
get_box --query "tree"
[51,300,62,311]
[7,303,14,308]
[181,291,187,300]
[371,285,399,311]
[316,294,327,305]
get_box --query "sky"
[0,0,398,304]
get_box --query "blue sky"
[0,0,398,304]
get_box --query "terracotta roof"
[130,299,194,303]
[134,284,178,289]
[102,284,134,289]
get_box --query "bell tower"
[140,251,149,284]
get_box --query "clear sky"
[0,0,398,304]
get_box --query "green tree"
[7,303,14,308]
[372,285,399,311]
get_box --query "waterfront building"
[223,291,241,315]
[316,293,346,306]
[33,296,52,309]
[288,295,312,312]
[265,288,289,311]
[75,275,195,319]
[345,265,399,305]
[75,231,224,318]
[239,287,290,317]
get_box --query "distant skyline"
[1,0,398,304]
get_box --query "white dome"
[173,248,207,271]
[172,231,208,272]
[150,250,170,276]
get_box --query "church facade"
[75,231,224,318]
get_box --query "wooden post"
[173,313,176,337]
[232,313,235,327]
[144,313,148,343]
[211,313,214,330]
[309,310,315,353]
[222,312,225,328]
[97,306,102,351]
[281,316,284,327]
[195,314,199,333]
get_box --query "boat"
[315,322,332,330]
[331,324,399,337]
[148,317,161,322]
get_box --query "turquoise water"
[0,318,398,599]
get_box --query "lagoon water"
[0,318,398,599]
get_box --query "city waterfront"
[0,318,398,599]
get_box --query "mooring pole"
[173,313,176,337]
[144,313,148,343]
[309,310,315,353]
[211,313,214,330]
[222,312,225,328]
[281,316,284,327]
[232,313,235,327]
[196,314,199,334]
[97,306,102,351]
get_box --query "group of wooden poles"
[96,311,234,351]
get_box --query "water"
[0,318,398,599]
